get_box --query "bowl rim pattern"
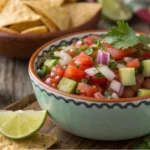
[29,30,150,104]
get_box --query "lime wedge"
[100,0,133,21]
[0,110,47,139]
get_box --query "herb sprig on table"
[104,21,150,51]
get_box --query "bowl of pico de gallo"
[29,22,150,141]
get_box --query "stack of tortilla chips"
[0,0,101,34]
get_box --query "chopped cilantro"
[42,65,50,74]
[104,21,139,49]
[93,38,106,50]
[81,45,88,51]
[135,66,143,75]
[37,69,45,78]
[49,48,60,59]
[108,61,118,70]
[138,35,150,51]
[76,89,80,94]
[104,91,112,99]
[81,78,88,83]
[75,48,81,55]
[85,47,97,55]
[95,72,104,78]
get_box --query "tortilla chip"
[21,26,48,34]
[65,0,76,3]
[9,20,43,32]
[23,1,70,31]
[44,0,64,7]
[0,0,41,27]
[0,133,57,150]
[21,0,65,7]
[0,27,18,34]
[40,16,58,32]
[0,0,8,12]
[65,3,102,28]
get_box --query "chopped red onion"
[123,57,134,63]
[75,40,82,48]
[117,63,126,68]
[85,67,99,76]
[112,93,119,99]
[59,51,72,65]
[109,80,121,93]
[94,92,104,99]
[59,59,66,66]
[97,65,116,81]
[118,85,124,96]
[96,50,110,65]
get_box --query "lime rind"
[0,110,47,139]
[100,0,133,21]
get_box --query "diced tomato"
[77,83,98,97]
[104,44,136,60]
[51,65,65,77]
[66,50,76,57]
[94,92,104,99]
[43,65,65,88]
[91,75,107,85]
[64,65,86,82]
[74,52,93,70]
[104,43,112,48]
[126,58,140,68]
[141,51,150,58]
[83,35,101,46]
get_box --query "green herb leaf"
[138,35,150,51]
[42,65,50,74]
[76,89,80,94]
[104,21,139,49]
[108,61,118,70]
[36,69,45,78]
[81,78,88,84]
[93,38,106,50]
[85,47,97,55]
[75,48,81,55]
[95,72,104,78]
[81,45,88,51]
[104,91,112,99]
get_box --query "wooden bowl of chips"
[0,0,102,59]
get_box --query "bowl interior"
[29,30,150,103]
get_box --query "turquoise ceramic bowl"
[29,31,150,141]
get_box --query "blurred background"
[0,0,149,108]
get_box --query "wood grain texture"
[0,20,149,109]
[4,94,138,149]
[0,57,33,109]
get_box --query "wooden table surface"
[0,17,149,109]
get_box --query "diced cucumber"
[44,59,58,70]
[42,65,50,74]
[137,89,150,96]
[119,68,136,86]
[142,59,150,77]
[57,77,77,94]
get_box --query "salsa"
[37,22,150,99]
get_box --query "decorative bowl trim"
[31,78,150,109]
[29,30,150,103]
